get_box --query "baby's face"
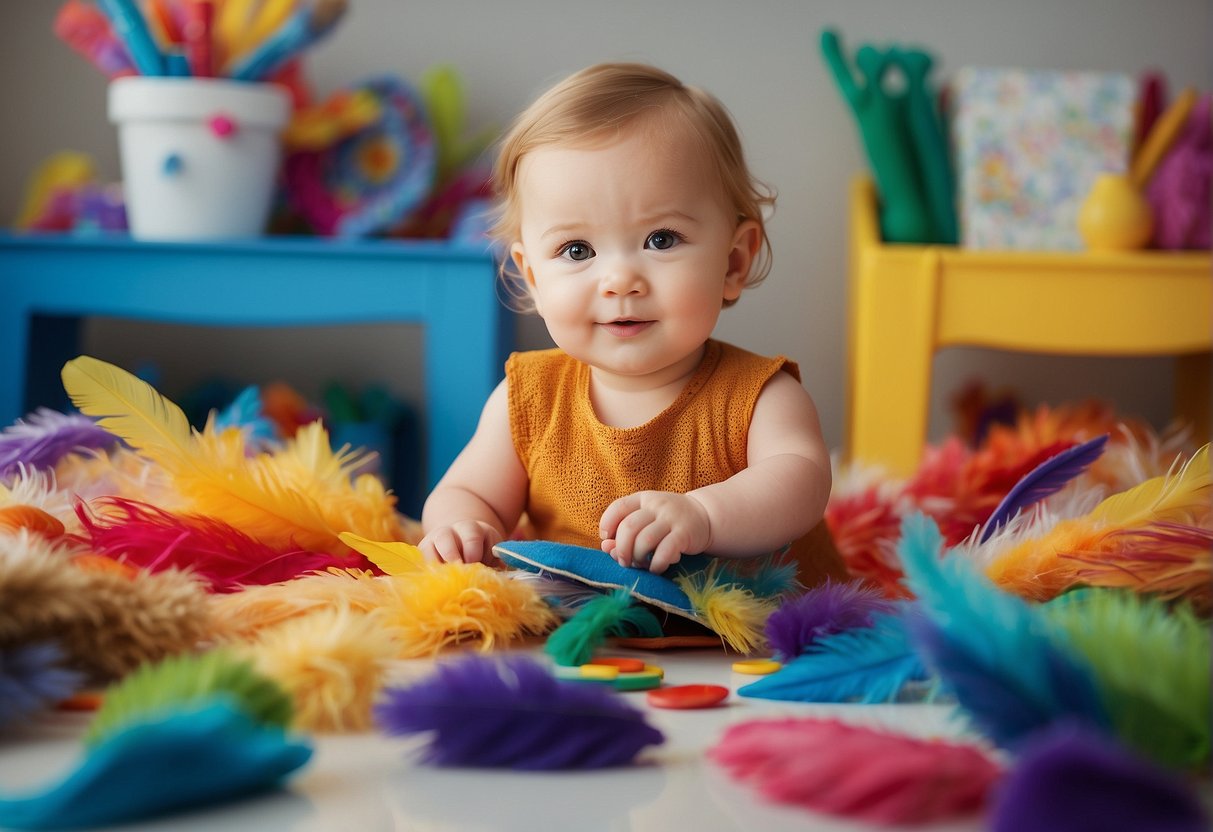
[510,122,754,392]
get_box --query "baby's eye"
[645,230,682,251]
[559,241,594,261]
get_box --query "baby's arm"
[600,372,831,573]
[420,380,528,564]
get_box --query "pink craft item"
[1146,94,1211,249]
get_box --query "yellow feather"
[238,605,398,732]
[61,356,193,466]
[1089,444,1209,527]
[675,566,775,655]
[339,532,426,575]
[987,445,1210,601]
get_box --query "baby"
[420,62,846,583]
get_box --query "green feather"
[544,590,661,667]
[1043,589,1211,768]
[86,651,294,746]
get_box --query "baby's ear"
[510,242,543,313]
[724,219,761,301]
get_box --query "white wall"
[3,0,1209,455]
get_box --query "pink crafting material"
[208,114,237,138]
[1146,95,1211,250]
[709,717,1001,825]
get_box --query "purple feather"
[0,642,84,725]
[980,434,1109,542]
[0,408,117,480]
[375,655,664,769]
[764,579,896,660]
[991,722,1209,832]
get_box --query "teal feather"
[738,607,933,703]
[544,590,660,667]
[710,551,801,599]
[897,513,1111,749]
[1043,590,1211,768]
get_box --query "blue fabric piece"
[0,700,312,830]
[495,540,712,620]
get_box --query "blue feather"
[897,513,1111,749]
[0,642,83,725]
[980,434,1109,542]
[212,386,277,444]
[739,607,932,703]
[375,655,664,770]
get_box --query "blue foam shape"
[0,700,312,830]
[494,539,713,621]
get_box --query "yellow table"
[845,178,1211,475]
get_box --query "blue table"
[0,233,514,491]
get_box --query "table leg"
[848,250,940,476]
[1175,352,1211,444]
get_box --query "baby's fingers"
[599,493,642,541]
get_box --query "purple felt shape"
[990,722,1209,832]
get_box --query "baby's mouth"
[600,319,653,337]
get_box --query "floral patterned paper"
[952,68,1135,250]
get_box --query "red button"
[646,684,729,709]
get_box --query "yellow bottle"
[1077,173,1154,251]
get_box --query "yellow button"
[731,659,782,675]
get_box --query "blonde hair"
[490,62,775,309]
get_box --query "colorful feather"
[986,445,1210,601]
[709,551,801,599]
[674,564,778,654]
[338,531,426,575]
[73,497,369,592]
[212,385,278,448]
[375,654,664,769]
[85,649,293,745]
[739,608,931,703]
[989,722,1210,832]
[709,717,1001,825]
[1060,522,1213,612]
[62,356,405,554]
[1042,590,1210,768]
[0,700,312,831]
[211,564,556,657]
[544,588,661,667]
[763,578,895,660]
[0,642,83,725]
[238,605,398,733]
[897,513,1111,749]
[0,530,212,684]
[0,407,116,481]
[980,433,1109,542]
[61,356,195,465]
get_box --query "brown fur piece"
[0,531,212,683]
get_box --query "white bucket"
[108,77,291,241]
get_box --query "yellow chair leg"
[848,250,941,476]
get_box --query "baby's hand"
[599,491,711,574]
[419,520,502,565]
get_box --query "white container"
[109,77,291,241]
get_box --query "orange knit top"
[506,339,848,586]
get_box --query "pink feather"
[71,496,376,592]
[709,717,1001,825]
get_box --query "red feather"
[71,497,376,592]
[709,717,1001,825]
